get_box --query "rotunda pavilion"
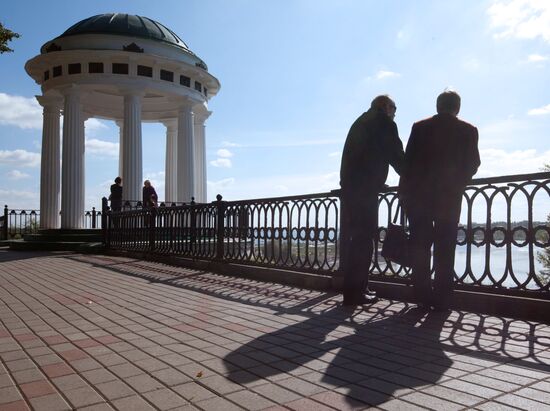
[25,13,220,229]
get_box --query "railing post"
[216,194,226,260]
[190,197,197,249]
[149,206,157,252]
[91,207,97,229]
[101,197,108,245]
[2,205,7,241]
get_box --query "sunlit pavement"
[1,249,549,411]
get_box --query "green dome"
[42,13,190,52]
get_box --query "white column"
[193,110,211,203]
[37,95,62,229]
[60,87,85,229]
[163,119,177,203]
[121,92,143,203]
[176,103,195,203]
[116,120,124,179]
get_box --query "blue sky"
[1,0,549,213]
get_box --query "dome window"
[137,65,153,77]
[112,63,129,75]
[89,62,104,73]
[44,71,50,81]
[194,81,202,93]
[204,87,208,97]
[160,70,174,82]
[53,66,62,77]
[180,75,190,87]
[68,63,81,75]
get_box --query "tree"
[0,22,20,54]
[537,164,550,284]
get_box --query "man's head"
[115,176,122,184]
[371,95,396,120]
[436,90,461,116]
[144,180,151,187]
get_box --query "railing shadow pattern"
[104,172,550,298]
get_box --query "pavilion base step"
[24,229,102,243]
[9,240,90,251]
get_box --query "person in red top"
[399,90,481,310]
[142,180,158,208]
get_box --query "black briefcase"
[381,204,411,267]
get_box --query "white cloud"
[221,141,240,147]
[210,158,232,168]
[216,148,233,158]
[375,70,401,80]
[0,189,39,209]
[85,118,109,137]
[477,148,550,177]
[488,0,550,43]
[527,53,548,62]
[527,103,550,115]
[0,93,42,129]
[328,151,341,157]
[7,170,31,180]
[0,149,41,167]
[85,138,119,157]
[207,178,236,193]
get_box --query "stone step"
[23,233,102,243]
[9,239,89,251]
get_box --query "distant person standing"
[399,90,480,310]
[142,180,158,208]
[340,95,405,306]
[109,177,123,212]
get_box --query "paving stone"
[378,398,427,411]
[109,362,143,379]
[173,381,218,402]
[195,395,244,411]
[12,368,45,384]
[494,393,550,410]
[124,373,164,393]
[251,383,302,404]
[63,386,105,408]
[81,368,118,384]
[41,362,74,379]
[0,400,31,411]
[142,388,188,410]
[51,374,89,391]
[19,379,56,399]
[400,391,464,411]
[225,389,276,410]
[310,390,367,410]
[111,395,156,410]
[28,393,71,411]
[152,367,192,386]
[94,379,136,400]
[199,374,243,395]
[0,386,24,404]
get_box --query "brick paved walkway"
[0,250,549,410]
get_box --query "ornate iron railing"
[1,206,102,240]
[103,172,550,298]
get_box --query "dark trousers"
[407,194,462,306]
[341,192,378,300]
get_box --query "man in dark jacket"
[340,95,404,305]
[109,177,123,212]
[399,90,480,310]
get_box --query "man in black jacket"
[340,95,404,305]
[399,90,480,310]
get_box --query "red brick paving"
[0,250,549,411]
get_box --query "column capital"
[119,87,145,98]
[36,95,63,110]
[161,118,177,131]
[194,110,212,125]
[59,84,81,98]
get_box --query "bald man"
[340,95,405,306]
